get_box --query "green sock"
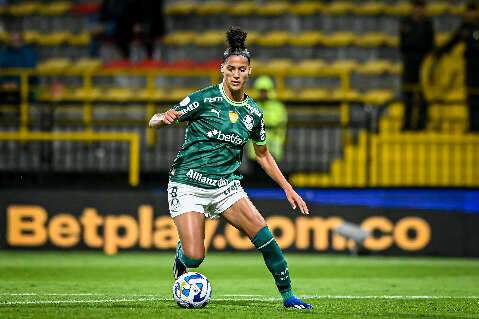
[252,226,294,302]
[178,242,204,268]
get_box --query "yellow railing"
[0,131,140,186]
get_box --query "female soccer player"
[149,26,312,310]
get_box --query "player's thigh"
[173,212,206,259]
[221,197,266,238]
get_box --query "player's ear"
[248,66,252,75]
[220,63,225,74]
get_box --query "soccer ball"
[172,272,212,308]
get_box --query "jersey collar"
[219,83,249,107]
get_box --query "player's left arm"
[253,144,309,215]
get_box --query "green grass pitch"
[0,251,478,318]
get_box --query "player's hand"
[149,109,182,127]
[284,187,309,215]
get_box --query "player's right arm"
[149,109,182,128]
[149,94,203,129]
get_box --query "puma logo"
[210,109,220,117]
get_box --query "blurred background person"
[89,0,166,60]
[247,76,288,180]
[399,0,435,131]
[0,30,37,104]
[434,1,479,132]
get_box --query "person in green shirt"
[247,76,288,178]
[149,26,312,310]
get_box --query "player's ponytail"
[223,26,251,63]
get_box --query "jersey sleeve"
[250,113,267,145]
[171,94,203,122]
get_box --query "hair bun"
[226,26,247,50]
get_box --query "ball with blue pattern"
[173,272,212,308]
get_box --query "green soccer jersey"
[169,83,266,189]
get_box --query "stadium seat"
[385,1,412,16]
[353,2,386,16]
[427,2,450,16]
[7,2,40,16]
[256,31,291,47]
[37,2,71,16]
[195,30,224,47]
[228,2,256,16]
[165,2,196,16]
[361,89,394,105]
[36,58,71,73]
[256,2,290,16]
[322,2,355,15]
[288,2,322,16]
[289,31,324,47]
[322,32,356,47]
[355,33,389,48]
[195,1,228,15]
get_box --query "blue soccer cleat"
[173,241,188,279]
[284,296,313,310]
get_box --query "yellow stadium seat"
[384,35,399,48]
[290,59,327,76]
[435,33,452,46]
[298,88,330,101]
[8,2,40,16]
[289,31,324,47]
[353,2,386,15]
[37,2,71,16]
[322,2,354,15]
[69,58,101,73]
[389,63,402,75]
[137,89,167,101]
[245,31,260,45]
[256,2,290,16]
[388,102,404,119]
[355,33,389,47]
[163,32,196,46]
[0,31,7,43]
[36,32,70,46]
[228,2,256,16]
[328,59,359,72]
[195,30,224,47]
[277,88,296,101]
[167,88,199,101]
[255,58,292,75]
[322,32,355,47]
[288,2,322,15]
[23,30,41,44]
[102,88,135,102]
[256,31,290,47]
[385,1,412,16]
[332,88,360,101]
[362,90,394,105]
[165,2,196,15]
[426,2,450,16]
[195,1,228,15]
[72,88,102,101]
[36,59,71,73]
[68,32,90,46]
[356,60,394,75]
[449,3,465,16]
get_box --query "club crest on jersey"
[229,111,239,123]
[242,114,254,131]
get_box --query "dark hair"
[466,1,478,11]
[223,26,251,63]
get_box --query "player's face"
[221,55,251,93]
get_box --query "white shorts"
[167,180,248,219]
